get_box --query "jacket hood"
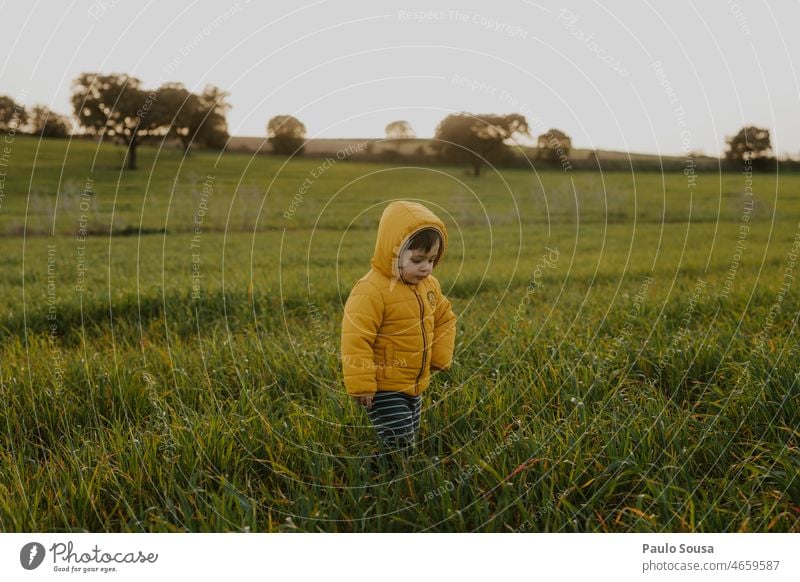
[370,201,448,281]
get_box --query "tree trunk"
[126,134,138,170]
[128,143,138,170]
[472,161,481,177]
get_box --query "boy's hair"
[407,228,442,253]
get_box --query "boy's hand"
[353,394,374,409]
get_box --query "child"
[341,200,457,455]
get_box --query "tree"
[0,95,27,132]
[71,73,171,170]
[157,83,231,153]
[385,120,415,140]
[194,85,231,150]
[725,126,771,161]
[537,128,572,163]
[27,105,71,138]
[267,115,306,155]
[433,113,529,176]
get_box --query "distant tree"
[433,113,529,176]
[157,84,198,150]
[0,95,27,132]
[267,115,306,155]
[725,126,772,161]
[71,72,172,170]
[27,105,72,138]
[194,85,231,150]
[385,120,415,140]
[157,83,231,153]
[537,128,572,162]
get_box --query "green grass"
[0,135,798,532]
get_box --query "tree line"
[270,113,777,176]
[0,72,780,173]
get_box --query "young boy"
[341,200,457,454]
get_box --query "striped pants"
[366,391,422,452]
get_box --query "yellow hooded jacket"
[341,201,457,397]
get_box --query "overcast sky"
[1,0,798,157]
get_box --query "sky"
[1,0,799,157]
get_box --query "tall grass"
[0,136,797,531]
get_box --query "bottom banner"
[1,533,797,581]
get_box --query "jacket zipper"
[414,289,427,395]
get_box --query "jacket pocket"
[384,344,394,379]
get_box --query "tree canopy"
[385,120,415,140]
[28,105,72,138]
[157,83,231,152]
[71,73,232,168]
[71,73,171,169]
[0,95,27,132]
[537,128,572,165]
[267,115,307,155]
[726,126,772,161]
[433,113,529,176]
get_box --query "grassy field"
[0,135,798,532]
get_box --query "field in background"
[227,134,719,167]
[0,135,797,532]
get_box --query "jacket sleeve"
[430,279,457,371]
[340,280,383,395]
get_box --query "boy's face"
[399,240,440,284]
